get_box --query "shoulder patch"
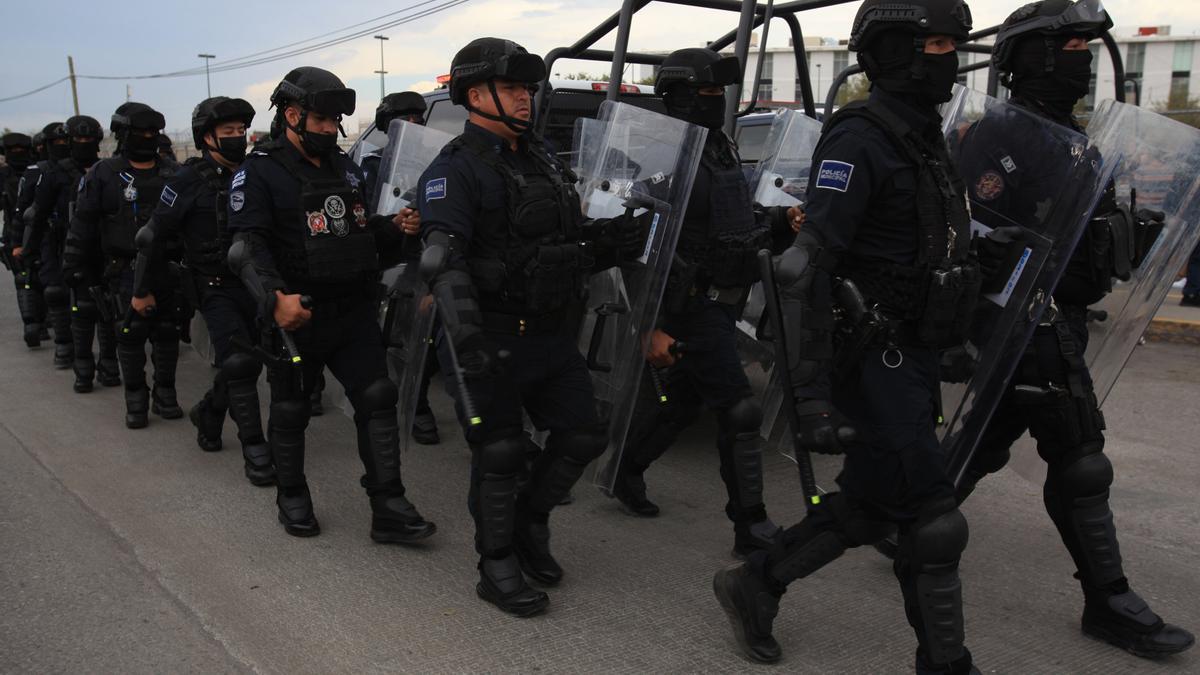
[230,191,245,212]
[425,177,447,201]
[815,160,855,193]
[975,170,1005,201]
[231,170,246,190]
[160,185,178,208]
[1000,155,1017,174]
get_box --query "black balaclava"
[664,83,726,130]
[1009,35,1093,118]
[862,30,960,107]
[70,139,100,165]
[5,148,31,172]
[47,141,71,161]
[124,131,159,162]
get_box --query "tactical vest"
[825,99,980,348]
[55,158,86,230]
[266,144,378,286]
[451,132,589,315]
[181,157,234,276]
[676,135,768,290]
[101,157,174,258]
[1,168,20,223]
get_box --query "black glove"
[456,332,505,380]
[585,212,652,260]
[975,226,1026,291]
[793,398,857,455]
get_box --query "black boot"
[97,322,121,387]
[17,284,42,348]
[1082,586,1195,658]
[151,385,183,419]
[476,555,549,617]
[150,333,182,418]
[47,294,72,367]
[53,340,73,369]
[225,374,273,487]
[612,466,660,517]
[188,395,224,452]
[411,408,440,445]
[360,402,435,544]
[125,386,150,429]
[712,564,783,663]
[272,408,318,536]
[733,517,782,560]
[70,314,96,393]
[23,323,41,348]
[277,484,319,537]
[915,647,979,675]
[513,513,563,586]
[309,371,325,416]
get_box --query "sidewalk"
[1147,285,1200,344]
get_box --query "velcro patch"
[425,177,447,201]
[230,191,245,212]
[231,170,246,190]
[815,160,854,192]
[160,185,178,208]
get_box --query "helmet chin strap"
[466,80,533,135]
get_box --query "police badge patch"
[307,211,328,235]
[353,203,366,227]
[324,195,346,219]
[123,183,138,202]
[975,170,1005,201]
[230,191,245,212]
[331,217,349,237]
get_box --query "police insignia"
[230,191,245,212]
[123,184,138,202]
[353,204,366,227]
[231,170,246,190]
[324,195,347,219]
[331,218,349,237]
[345,171,360,188]
[1000,155,1017,174]
[425,177,447,201]
[307,211,328,235]
[815,160,854,192]
[975,170,1005,201]
[160,186,178,208]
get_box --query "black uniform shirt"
[805,89,945,266]
[148,156,231,277]
[71,158,164,255]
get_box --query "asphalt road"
[0,281,1197,674]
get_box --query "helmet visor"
[308,88,356,116]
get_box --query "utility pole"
[198,54,215,98]
[126,84,131,102]
[374,35,389,99]
[66,55,79,115]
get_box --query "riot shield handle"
[757,249,822,510]
[586,301,629,373]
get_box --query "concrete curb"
[1146,317,1200,345]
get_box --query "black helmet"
[375,92,427,130]
[1,132,32,154]
[65,115,104,141]
[111,102,166,134]
[158,134,172,150]
[448,38,545,105]
[270,67,356,117]
[848,0,973,52]
[654,48,741,96]
[191,96,255,150]
[993,0,1112,75]
[41,121,69,143]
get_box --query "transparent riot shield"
[937,85,1113,487]
[577,101,707,490]
[374,119,454,215]
[746,108,825,449]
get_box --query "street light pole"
[816,63,822,104]
[198,53,216,98]
[374,35,389,99]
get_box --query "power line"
[0,0,468,103]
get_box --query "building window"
[1171,42,1194,107]
[1085,44,1100,111]
[956,51,969,86]
[833,50,848,75]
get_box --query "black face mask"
[5,151,30,171]
[665,87,727,130]
[48,143,71,161]
[209,135,248,164]
[70,140,100,165]
[917,51,961,105]
[124,133,159,162]
[300,130,338,158]
[1011,40,1094,116]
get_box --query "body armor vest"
[825,98,980,348]
[266,144,378,286]
[452,132,589,315]
[101,157,174,259]
[676,135,768,290]
[55,158,85,236]
[184,157,234,276]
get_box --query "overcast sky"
[2,0,1197,136]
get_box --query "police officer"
[609,48,801,558]
[227,66,435,542]
[361,91,428,200]
[157,134,179,170]
[130,96,275,486]
[2,131,48,348]
[953,0,1194,658]
[64,103,181,426]
[22,117,107,376]
[418,38,642,616]
[712,1,984,672]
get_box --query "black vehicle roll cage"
[535,0,1129,135]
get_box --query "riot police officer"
[131,96,275,487]
[2,131,48,348]
[227,66,436,542]
[64,103,181,426]
[712,1,984,672]
[23,117,107,375]
[362,91,428,200]
[609,47,800,558]
[417,38,641,616]
[953,0,1193,658]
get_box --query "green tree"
[833,73,870,108]
[1152,92,1200,129]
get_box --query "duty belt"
[481,309,567,337]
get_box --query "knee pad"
[908,502,969,567]
[358,377,399,414]
[477,435,527,475]
[271,399,310,428]
[549,426,608,464]
[1057,451,1114,500]
[44,285,68,306]
[720,397,763,435]
[120,315,150,341]
[221,351,262,381]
